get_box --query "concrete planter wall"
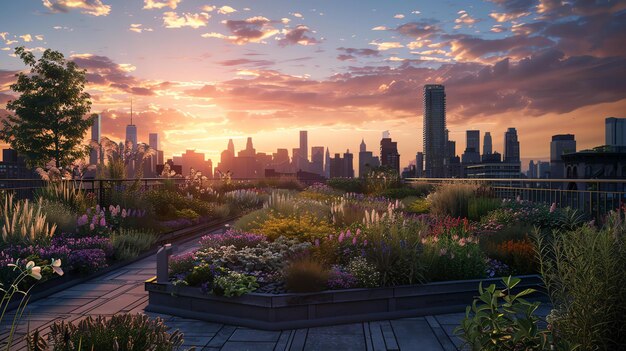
[145,275,544,330]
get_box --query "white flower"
[52,258,64,276]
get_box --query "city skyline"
[0,1,624,167]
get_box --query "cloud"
[454,10,478,29]
[19,34,32,42]
[35,35,44,40]
[217,16,280,44]
[336,47,380,61]
[0,33,7,41]
[371,26,387,31]
[42,0,111,16]
[394,14,405,19]
[369,41,404,51]
[143,0,180,10]
[217,58,274,67]
[163,11,210,29]
[447,34,554,62]
[278,25,320,46]
[490,25,507,33]
[129,24,153,33]
[292,12,303,18]
[218,5,237,14]
[488,0,536,22]
[394,20,440,38]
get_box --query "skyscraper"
[324,148,331,178]
[550,134,576,179]
[462,130,481,164]
[311,146,325,176]
[503,128,520,163]
[423,84,446,178]
[148,133,159,174]
[416,152,424,177]
[89,114,101,165]
[125,102,137,151]
[483,132,492,156]
[380,132,400,174]
[605,117,626,146]
[299,131,308,162]
[358,139,380,177]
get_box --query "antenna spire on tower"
[130,97,133,125]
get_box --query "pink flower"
[338,232,345,243]
[121,209,127,218]
[352,237,357,245]
[99,217,106,227]
[96,205,100,213]
[356,228,361,236]
[89,223,95,231]
[363,240,368,246]
[439,248,447,256]
[314,239,320,247]
[346,230,351,238]
[550,203,557,213]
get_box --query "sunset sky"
[1,0,625,170]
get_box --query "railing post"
[156,244,173,283]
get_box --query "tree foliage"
[1,47,95,168]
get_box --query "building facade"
[423,84,446,178]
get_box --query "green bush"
[378,187,426,199]
[146,189,214,219]
[421,235,486,281]
[467,197,501,221]
[110,229,157,261]
[32,314,184,351]
[455,276,550,351]
[234,208,272,232]
[284,257,329,293]
[175,208,200,221]
[326,178,364,193]
[246,212,335,242]
[39,200,77,235]
[429,183,479,219]
[536,212,626,350]
[407,197,430,214]
[213,271,259,297]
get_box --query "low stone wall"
[145,274,544,330]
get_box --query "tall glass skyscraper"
[503,127,520,163]
[423,84,446,178]
[483,132,492,155]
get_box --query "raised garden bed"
[145,247,544,330]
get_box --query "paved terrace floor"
[1,228,551,351]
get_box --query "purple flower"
[199,230,266,250]
[99,217,106,227]
[338,232,345,243]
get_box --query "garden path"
[1,227,551,351]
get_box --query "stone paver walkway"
[1,228,551,350]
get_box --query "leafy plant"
[110,229,157,261]
[32,313,184,351]
[175,208,199,221]
[213,271,259,297]
[429,182,479,219]
[407,197,430,214]
[535,211,626,350]
[326,178,364,193]
[455,276,550,351]
[250,213,335,241]
[346,256,380,288]
[467,197,501,221]
[284,257,329,293]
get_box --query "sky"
[0,0,625,170]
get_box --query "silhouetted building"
[311,146,325,176]
[324,148,331,178]
[90,114,101,165]
[528,160,537,178]
[173,150,213,178]
[330,150,354,178]
[538,161,551,178]
[416,152,424,177]
[483,132,492,156]
[550,134,576,179]
[462,130,481,164]
[148,133,160,176]
[605,117,626,146]
[380,132,400,175]
[358,139,380,177]
[423,84,446,178]
[0,149,35,179]
[504,128,520,164]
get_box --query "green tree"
[1,47,95,168]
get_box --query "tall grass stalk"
[0,194,56,246]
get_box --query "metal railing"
[404,178,626,219]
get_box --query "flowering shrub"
[346,256,380,288]
[213,271,259,297]
[75,204,146,237]
[327,266,357,289]
[169,252,196,276]
[482,199,558,230]
[199,230,266,250]
[421,234,486,281]
[224,189,266,210]
[68,249,108,273]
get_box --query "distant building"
[462,130,481,164]
[528,160,537,178]
[329,150,354,178]
[380,132,400,175]
[264,169,326,185]
[125,104,137,151]
[504,128,520,164]
[416,152,424,177]
[605,117,626,146]
[423,84,446,178]
[537,161,551,178]
[173,149,213,178]
[550,134,576,179]
[358,139,380,177]
[465,162,522,179]
[148,132,160,176]
[483,132,492,156]
[564,146,626,180]
[311,146,325,176]
[0,149,35,180]
[324,147,331,178]
[300,131,308,162]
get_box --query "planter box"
[145,275,545,330]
